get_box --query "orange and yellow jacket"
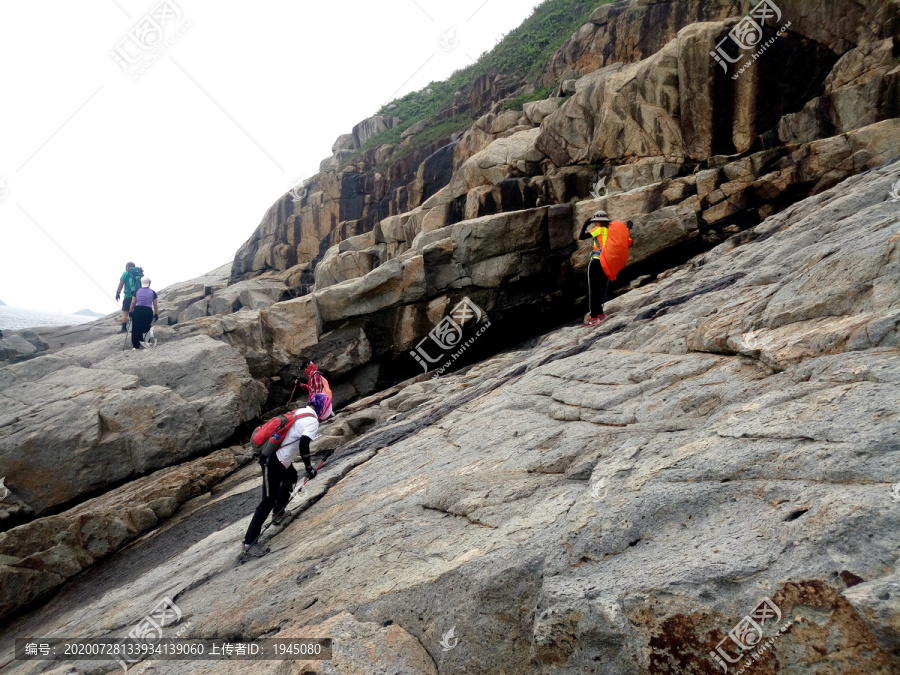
[582,220,633,280]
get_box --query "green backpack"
[124,266,144,295]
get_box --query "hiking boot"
[583,314,606,327]
[272,510,287,526]
[120,324,128,333]
[241,542,269,558]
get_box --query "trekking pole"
[246,450,334,549]
[122,317,131,351]
[286,380,299,405]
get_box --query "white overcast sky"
[0,0,541,314]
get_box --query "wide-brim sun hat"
[589,210,611,223]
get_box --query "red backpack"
[251,410,317,458]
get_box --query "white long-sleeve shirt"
[275,407,320,467]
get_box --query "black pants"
[131,306,153,349]
[243,454,298,545]
[588,258,610,317]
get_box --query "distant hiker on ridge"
[115,262,143,333]
[241,394,331,558]
[128,277,159,350]
[578,210,633,327]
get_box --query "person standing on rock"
[579,210,633,326]
[241,394,330,558]
[115,262,141,333]
[128,277,159,350]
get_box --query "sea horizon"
[0,304,103,331]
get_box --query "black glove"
[305,466,317,480]
[115,292,120,301]
[128,312,134,318]
[153,314,159,322]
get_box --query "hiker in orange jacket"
[578,210,633,326]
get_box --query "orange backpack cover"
[599,220,632,281]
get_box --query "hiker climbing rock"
[294,360,334,420]
[578,210,633,326]
[128,277,159,350]
[115,262,144,333]
[241,393,331,558]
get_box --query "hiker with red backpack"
[578,210,633,327]
[241,393,331,558]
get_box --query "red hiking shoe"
[583,314,606,327]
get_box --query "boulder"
[314,254,427,323]
[177,297,208,323]
[259,295,323,366]
[401,120,428,140]
[456,128,545,193]
[157,262,230,312]
[352,115,400,149]
[332,133,356,153]
[0,336,265,515]
[523,97,564,125]
[206,277,288,317]
[158,308,272,377]
[238,289,277,311]
[0,330,48,364]
[93,336,266,442]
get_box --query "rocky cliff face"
[0,0,898,671]
[160,0,900,406]
[1,160,898,674]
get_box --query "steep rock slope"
[1,154,897,674]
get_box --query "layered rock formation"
[177,0,900,406]
[0,0,899,670]
[0,447,248,620]
[1,158,897,674]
